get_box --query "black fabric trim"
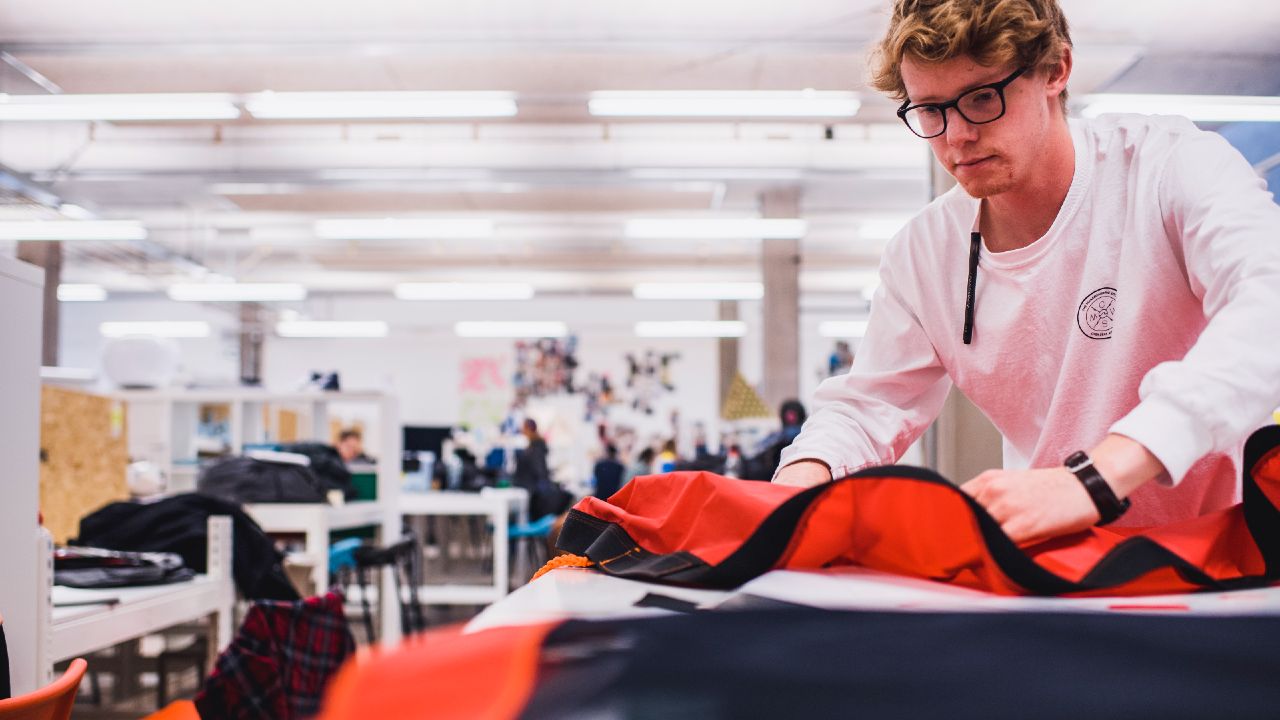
[634,593,702,613]
[691,482,834,588]
[1242,425,1280,576]
[845,464,1079,595]
[556,427,1280,595]
[559,509,709,582]
[0,624,9,700]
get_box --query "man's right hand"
[772,460,832,488]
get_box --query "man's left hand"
[962,467,1099,544]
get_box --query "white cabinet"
[0,256,44,695]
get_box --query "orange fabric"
[563,439,1280,597]
[141,700,200,720]
[532,553,592,581]
[0,658,86,720]
[578,472,804,565]
[318,622,557,720]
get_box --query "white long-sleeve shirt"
[780,114,1280,527]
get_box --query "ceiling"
[0,0,1276,296]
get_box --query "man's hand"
[962,467,1099,544]
[773,460,832,488]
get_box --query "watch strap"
[1064,450,1130,526]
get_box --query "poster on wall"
[458,354,513,433]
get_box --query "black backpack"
[279,442,356,500]
[199,456,328,503]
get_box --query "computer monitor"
[402,425,452,457]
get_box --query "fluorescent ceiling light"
[0,220,146,241]
[315,218,494,240]
[629,168,804,181]
[1080,94,1280,123]
[394,282,535,301]
[246,91,517,119]
[168,283,307,302]
[0,93,240,121]
[625,218,807,240]
[634,320,747,338]
[57,283,107,302]
[633,282,763,300]
[589,91,860,118]
[276,320,389,338]
[40,366,97,381]
[819,320,869,338]
[100,321,211,338]
[455,321,568,338]
[58,204,95,220]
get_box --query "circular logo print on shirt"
[1077,287,1117,339]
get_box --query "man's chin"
[955,175,1014,199]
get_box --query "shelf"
[245,500,391,533]
[113,388,392,404]
[415,584,505,605]
[50,575,232,662]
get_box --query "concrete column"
[759,187,802,410]
[16,241,60,367]
[239,302,264,386]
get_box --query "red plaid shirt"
[196,592,354,719]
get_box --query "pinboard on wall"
[39,385,130,544]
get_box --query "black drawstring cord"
[963,231,981,345]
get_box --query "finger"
[1003,523,1027,543]
[961,475,988,498]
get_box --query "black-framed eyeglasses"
[897,66,1029,139]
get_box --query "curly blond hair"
[870,0,1072,109]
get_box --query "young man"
[774,0,1280,544]
[335,429,366,464]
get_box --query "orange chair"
[0,658,88,720]
[142,700,199,720]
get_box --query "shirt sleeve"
[1109,129,1280,485]
[776,250,953,480]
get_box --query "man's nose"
[944,108,979,146]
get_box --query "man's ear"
[1044,44,1073,99]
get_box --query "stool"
[509,514,558,586]
[335,534,427,642]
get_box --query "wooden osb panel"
[278,409,299,443]
[40,385,130,544]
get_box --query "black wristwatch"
[1064,451,1130,526]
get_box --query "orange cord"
[532,553,593,581]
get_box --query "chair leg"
[357,566,376,644]
[88,669,102,706]
[155,654,168,709]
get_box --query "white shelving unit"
[113,388,404,644]
[400,487,529,606]
[242,500,400,643]
[0,255,44,695]
[37,516,236,684]
[113,388,399,497]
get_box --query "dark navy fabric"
[522,608,1280,720]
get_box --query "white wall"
[59,298,241,386]
[58,292,894,462]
